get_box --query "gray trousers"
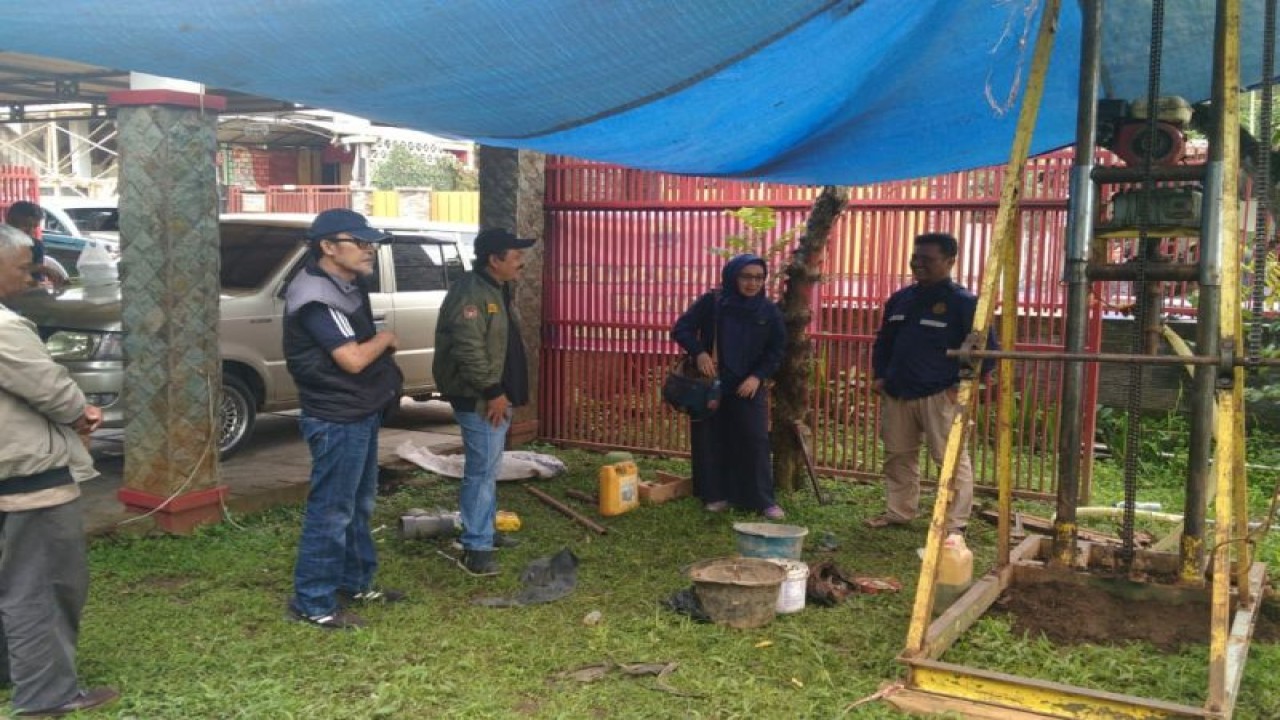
[0,498,87,713]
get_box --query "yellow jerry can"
[598,461,640,517]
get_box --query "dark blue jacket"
[671,255,786,387]
[282,261,403,422]
[872,279,995,399]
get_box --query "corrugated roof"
[0,52,298,120]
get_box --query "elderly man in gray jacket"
[0,224,117,717]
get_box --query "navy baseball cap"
[474,228,536,255]
[307,208,392,243]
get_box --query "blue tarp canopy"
[3,1,1275,184]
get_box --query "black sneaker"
[286,604,367,630]
[461,549,499,577]
[337,587,407,607]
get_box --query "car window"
[443,244,467,284]
[391,241,448,292]
[271,239,384,294]
[220,224,304,289]
[41,214,72,235]
[64,208,119,232]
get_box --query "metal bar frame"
[895,1,1265,717]
[952,348,1280,366]
[895,538,1267,719]
[904,0,1064,657]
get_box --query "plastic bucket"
[732,522,809,560]
[767,559,809,614]
[688,557,786,629]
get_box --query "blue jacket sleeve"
[958,292,999,377]
[672,292,714,356]
[871,292,902,380]
[982,326,999,377]
[750,304,787,380]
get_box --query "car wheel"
[219,374,257,460]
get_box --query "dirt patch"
[994,581,1215,651]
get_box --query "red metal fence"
[541,151,1104,498]
[223,185,351,214]
[0,165,39,217]
[267,185,350,213]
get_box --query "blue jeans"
[292,412,381,616]
[455,409,510,551]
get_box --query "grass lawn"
[7,443,1280,718]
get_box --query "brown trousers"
[879,390,974,532]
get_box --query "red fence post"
[0,165,39,217]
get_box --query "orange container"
[598,461,639,516]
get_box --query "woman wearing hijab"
[672,254,787,519]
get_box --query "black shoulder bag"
[663,292,721,421]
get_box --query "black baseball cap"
[307,208,392,243]
[474,228,536,255]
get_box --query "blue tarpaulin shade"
[2,1,1275,184]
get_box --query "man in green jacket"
[0,224,118,717]
[433,228,535,576]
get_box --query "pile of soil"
[995,581,1217,651]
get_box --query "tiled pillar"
[109,89,227,533]
[478,146,545,446]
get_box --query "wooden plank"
[886,688,1062,719]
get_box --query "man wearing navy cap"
[282,208,405,629]
[433,228,536,576]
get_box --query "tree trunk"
[771,186,849,492]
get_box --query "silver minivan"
[10,214,473,458]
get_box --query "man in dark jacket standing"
[283,209,404,630]
[868,232,991,535]
[434,228,535,576]
[0,224,117,717]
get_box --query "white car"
[38,197,120,238]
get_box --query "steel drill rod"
[523,484,609,535]
[564,489,598,504]
[949,349,1280,366]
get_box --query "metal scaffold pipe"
[1053,0,1103,569]
[948,348,1280,366]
